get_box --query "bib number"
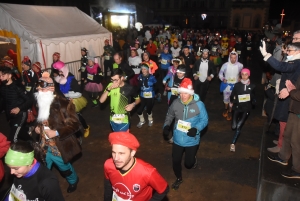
[237,50,241,54]
[227,77,236,82]
[81,66,86,72]
[112,114,125,124]
[9,184,27,201]
[177,120,191,133]
[171,88,178,96]
[112,191,132,201]
[161,59,167,65]
[143,92,153,98]
[25,86,32,92]
[212,47,217,52]
[238,94,250,102]
[105,56,110,60]
[247,47,252,50]
[87,73,94,80]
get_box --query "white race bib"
[105,56,110,60]
[87,73,94,80]
[81,66,86,72]
[247,47,252,50]
[25,86,32,92]
[9,184,27,201]
[143,92,153,98]
[112,191,132,201]
[212,47,217,52]
[171,88,178,96]
[112,114,125,124]
[237,50,241,54]
[177,120,191,133]
[238,94,250,102]
[161,59,167,65]
[228,77,236,83]
[158,54,161,58]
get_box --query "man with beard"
[52,61,90,138]
[193,49,216,102]
[181,46,196,79]
[0,67,33,142]
[34,72,80,193]
[104,131,169,201]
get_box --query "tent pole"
[40,40,47,69]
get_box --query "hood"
[228,51,239,64]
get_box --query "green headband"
[5,148,34,166]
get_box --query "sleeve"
[195,101,208,132]
[218,64,226,81]
[266,57,298,73]
[70,78,81,93]
[40,178,65,201]
[106,83,112,97]
[124,64,135,80]
[0,134,10,158]
[163,72,171,84]
[209,61,216,77]
[130,86,140,100]
[289,89,300,102]
[149,186,169,201]
[16,86,32,111]
[192,60,199,76]
[163,102,176,127]
[148,169,168,194]
[104,179,113,201]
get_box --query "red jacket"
[0,133,10,182]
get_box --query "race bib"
[161,59,167,65]
[171,88,178,96]
[143,45,147,48]
[238,94,250,102]
[237,50,241,54]
[212,47,217,52]
[112,114,125,124]
[105,56,110,60]
[247,47,252,51]
[196,71,201,77]
[177,120,191,133]
[227,77,236,82]
[87,73,94,80]
[158,54,161,57]
[25,86,32,92]
[9,184,27,201]
[81,66,86,72]
[143,92,153,98]
[112,191,132,201]
[133,68,141,74]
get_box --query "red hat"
[33,62,41,69]
[53,52,60,59]
[22,56,31,67]
[178,78,194,95]
[108,132,140,151]
[52,61,65,70]
[4,59,14,66]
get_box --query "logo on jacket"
[133,184,140,192]
[190,109,195,113]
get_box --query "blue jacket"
[163,94,208,147]
[159,53,173,70]
[138,74,157,98]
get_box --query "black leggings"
[137,97,154,115]
[104,60,113,78]
[194,79,210,102]
[9,111,32,142]
[231,110,249,144]
[77,112,88,129]
[172,143,198,179]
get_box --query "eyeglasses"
[37,80,54,88]
[292,38,300,40]
[110,78,120,82]
[287,49,296,52]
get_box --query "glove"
[187,128,197,137]
[259,41,268,57]
[163,125,170,140]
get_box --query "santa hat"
[22,56,31,67]
[53,52,60,59]
[32,62,41,69]
[109,132,140,151]
[178,78,194,95]
[4,59,14,66]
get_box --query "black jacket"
[117,62,135,81]
[192,59,216,79]
[0,82,32,120]
[230,82,255,112]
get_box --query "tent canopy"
[0,3,110,45]
[0,3,111,69]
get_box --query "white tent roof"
[0,3,110,45]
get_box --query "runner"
[99,69,140,131]
[163,78,208,190]
[104,131,169,201]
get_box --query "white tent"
[0,3,111,74]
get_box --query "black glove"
[187,128,197,137]
[163,125,170,140]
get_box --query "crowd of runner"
[0,24,299,200]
